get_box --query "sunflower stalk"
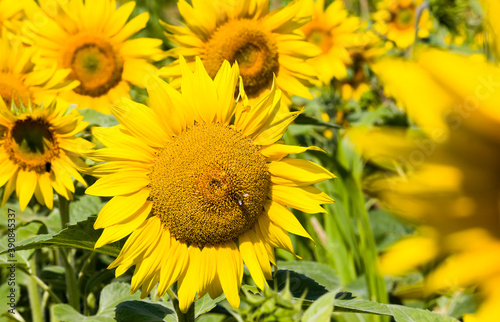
[58,195,80,311]
[167,288,195,322]
[26,256,43,322]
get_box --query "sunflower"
[86,57,335,312]
[350,48,500,321]
[25,0,164,114]
[300,0,360,84]
[0,0,27,37]
[159,0,321,106]
[0,101,93,211]
[372,0,432,49]
[339,30,386,101]
[0,31,77,110]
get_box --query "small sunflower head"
[160,0,320,105]
[0,101,93,210]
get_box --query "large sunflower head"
[26,0,164,114]
[159,0,321,105]
[300,0,360,84]
[0,31,78,109]
[86,56,335,312]
[372,0,432,49]
[0,100,93,211]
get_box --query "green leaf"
[301,291,336,322]
[277,261,340,291]
[387,304,458,322]
[330,293,459,321]
[115,300,176,322]
[53,282,141,321]
[1,216,122,257]
[70,195,105,224]
[294,114,342,129]
[368,209,413,251]
[196,313,228,322]
[269,270,328,301]
[195,293,225,317]
[0,221,45,265]
[80,109,119,127]
[52,304,113,322]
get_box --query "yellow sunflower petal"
[239,232,268,290]
[214,60,240,125]
[2,173,18,206]
[261,144,324,162]
[110,217,163,270]
[111,98,168,148]
[94,201,151,248]
[269,158,336,186]
[180,56,218,124]
[94,189,151,229]
[0,158,17,187]
[270,184,333,213]
[16,170,37,211]
[178,247,202,313]
[38,173,54,209]
[264,200,313,242]
[157,239,189,298]
[217,241,243,308]
[85,171,150,197]
[146,75,193,136]
[253,108,301,146]
[257,214,297,257]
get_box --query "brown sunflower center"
[149,123,270,247]
[203,19,279,98]
[0,73,31,108]
[4,117,59,173]
[394,8,415,29]
[305,28,332,54]
[63,35,123,97]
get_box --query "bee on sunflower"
[86,57,335,312]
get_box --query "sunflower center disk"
[203,19,279,98]
[63,35,123,97]
[5,117,58,173]
[395,8,414,29]
[305,28,332,54]
[149,123,270,247]
[0,73,31,107]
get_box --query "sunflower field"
[0,0,498,321]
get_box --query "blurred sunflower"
[300,0,360,84]
[339,30,386,101]
[373,0,432,49]
[86,57,335,312]
[0,101,93,211]
[0,0,27,37]
[26,0,164,114]
[159,0,320,105]
[0,31,77,110]
[350,48,500,321]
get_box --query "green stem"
[26,256,43,322]
[167,288,195,322]
[58,194,80,311]
[19,267,63,304]
[58,194,70,228]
